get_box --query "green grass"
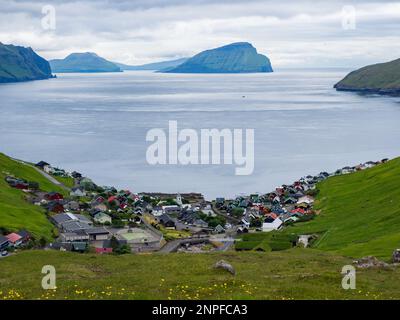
[54,176,75,188]
[0,153,62,239]
[1,249,400,300]
[236,232,296,252]
[281,158,400,260]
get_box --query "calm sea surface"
[1,69,400,199]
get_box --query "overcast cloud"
[0,0,399,67]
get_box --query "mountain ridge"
[334,58,400,95]
[50,52,122,73]
[164,42,273,73]
[0,43,54,83]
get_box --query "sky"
[0,0,399,68]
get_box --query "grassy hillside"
[334,58,400,92]
[1,249,399,300]
[282,158,400,260]
[0,153,63,239]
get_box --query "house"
[70,187,86,197]
[214,224,225,233]
[45,192,64,201]
[297,195,314,205]
[35,161,50,171]
[241,218,250,228]
[62,220,92,232]
[94,212,112,224]
[74,214,93,225]
[60,230,90,242]
[65,200,80,211]
[17,230,31,243]
[71,242,88,252]
[237,226,249,233]
[284,197,297,205]
[93,203,107,212]
[47,201,65,213]
[6,233,23,247]
[0,236,10,251]
[94,240,113,254]
[52,213,92,230]
[193,219,208,228]
[262,218,283,232]
[158,214,176,229]
[86,228,109,241]
[162,205,181,214]
[342,166,354,174]
[71,171,82,179]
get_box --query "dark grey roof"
[74,214,92,224]
[85,227,109,235]
[17,230,30,238]
[0,236,9,244]
[62,221,91,232]
[52,213,73,225]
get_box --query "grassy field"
[0,153,61,239]
[54,176,75,188]
[1,249,399,300]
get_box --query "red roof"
[291,208,306,215]
[6,233,22,243]
[108,196,117,203]
[267,213,278,220]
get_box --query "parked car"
[1,251,8,257]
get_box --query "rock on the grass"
[214,260,236,275]
[392,249,400,263]
[353,256,389,269]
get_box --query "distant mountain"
[50,52,122,73]
[0,43,54,83]
[115,58,188,71]
[334,58,400,95]
[164,42,273,73]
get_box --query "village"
[0,158,388,257]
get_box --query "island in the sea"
[0,42,54,83]
[164,42,273,73]
[334,58,400,95]
[115,57,189,71]
[49,52,122,73]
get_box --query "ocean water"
[1,69,400,199]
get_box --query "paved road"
[15,159,71,191]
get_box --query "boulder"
[392,249,400,263]
[214,260,235,275]
[353,256,389,269]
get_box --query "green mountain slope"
[0,43,53,83]
[0,153,64,239]
[165,42,273,73]
[334,58,400,94]
[50,52,122,73]
[285,158,400,259]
